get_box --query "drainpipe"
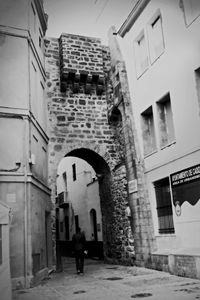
[22,29,32,287]
[23,115,29,288]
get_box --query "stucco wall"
[0,0,28,30]
[0,203,12,300]
[0,34,29,109]
[87,179,103,241]
[0,118,24,170]
[30,183,52,274]
[31,123,48,184]
[0,182,25,283]
[118,0,200,253]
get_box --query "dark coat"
[72,231,86,252]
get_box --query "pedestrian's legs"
[75,252,80,274]
[79,251,84,274]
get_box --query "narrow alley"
[1,1,200,299]
[13,258,200,300]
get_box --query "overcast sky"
[43,0,134,44]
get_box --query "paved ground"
[13,257,200,300]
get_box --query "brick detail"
[59,34,105,93]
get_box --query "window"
[195,68,200,116]
[31,3,36,33]
[75,215,79,232]
[141,106,156,156]
[65,216,69,240]
[90,209,98,241]
[31,61,37,106]
[182,0,200,25]
[38,80,45,128]
[134,31,149,77]
[148,11,164,63]
[62,172,67,191]
[154,177,175,234]
[157,93,175,148]
[0,225,2,264]
[60,222,63,233]
[72,163,76,181]
[39,28,43,48]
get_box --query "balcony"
[56,191,69,208]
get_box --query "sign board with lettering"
[128,179,138,194]
[170,164,200,207]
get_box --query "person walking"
[72,227,86,275]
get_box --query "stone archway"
[65,147,133,263]
[50,145,134,265]
[45,30,155,269]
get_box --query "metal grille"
[154,177,175,234]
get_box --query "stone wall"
[107,27,156,267]
[44,33,134,265]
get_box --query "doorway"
[90,209,98,241]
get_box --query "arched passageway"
[54,147,134,267]
[65,148,133,263]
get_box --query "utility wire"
[95,0,110,22]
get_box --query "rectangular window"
[134,32,149,77]
[72,163,76,181]
[75,215,79,233]
[65,216,69,240]
[195,68,200,117]
[148,11,164,63]
[31,61,37,107]
[157,93,175,148]
[62,172,67,191]
[60,222,63,233]
[182,0,200,26]
[0,225,2,264]
[39,28,43,48]
[154,177,175,234]
[141,106,156,156]
[39,80,45,129]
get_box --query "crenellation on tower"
[59,34,105,94]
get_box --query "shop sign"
[170,164,200,208]
[128,179,138,194]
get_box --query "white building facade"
[118,0,200,278]
[56,157,103,244]
[0,0,52,288]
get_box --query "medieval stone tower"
[45,28,155,266]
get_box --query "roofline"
[117,0,151,37]
[34,0,48,33]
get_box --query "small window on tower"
[72,163,76,181]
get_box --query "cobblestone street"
[13,258,200,300]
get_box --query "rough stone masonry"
[44,31,155,266]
